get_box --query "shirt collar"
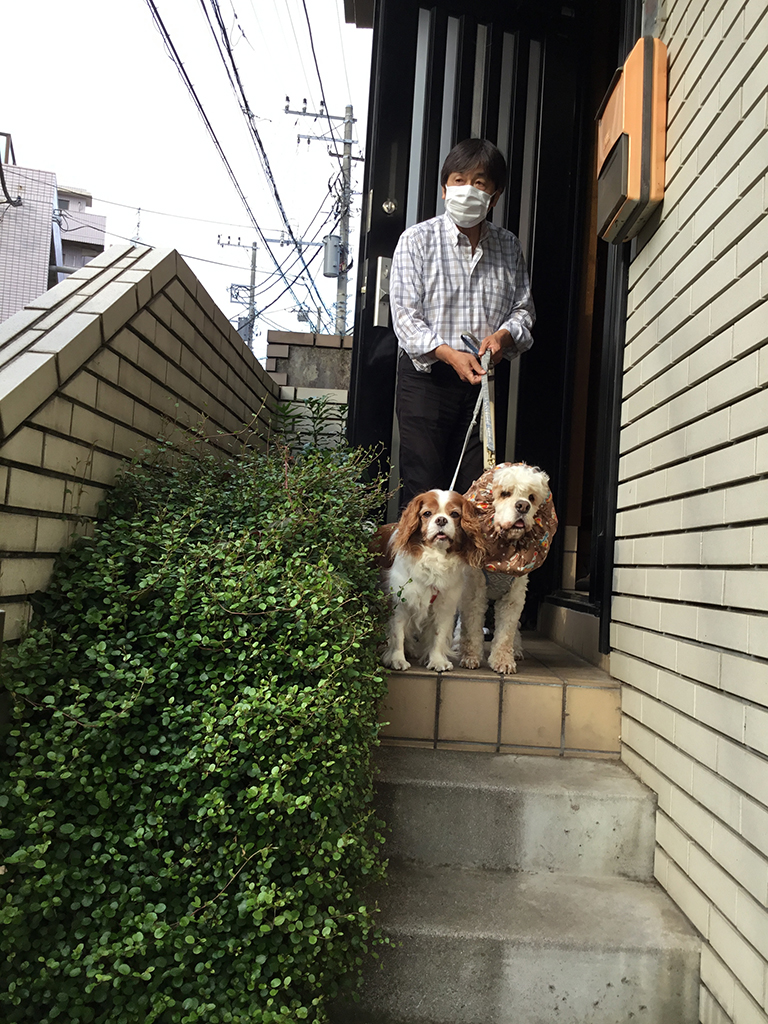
[442,212,490,246]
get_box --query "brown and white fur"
[383,490,486,672]
[459,464,551,675]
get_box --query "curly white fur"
[459,464,551,675]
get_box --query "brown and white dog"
[382,490,486,673]
[459,463,556,675]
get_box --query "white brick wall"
[0,166,58,322]
[613,3,768,1022]
[0,245,278,640]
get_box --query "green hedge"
[0,435,389,1023]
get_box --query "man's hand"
[478,328,514,365]
[435,345,485,384]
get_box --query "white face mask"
[444,184,494,228]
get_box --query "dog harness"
[465,463,558,577]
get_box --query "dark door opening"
[348,0,638,646]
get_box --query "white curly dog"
[459,463,554,675]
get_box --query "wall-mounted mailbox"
[596,35,668,243]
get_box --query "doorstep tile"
[438,677,500,745]
[379,673,437,742]
[564,685,621,753]
[500,681,563,749]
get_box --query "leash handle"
[460,332,480,355]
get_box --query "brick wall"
[0,244,278,641]
[265,329,353,391]
[611,3,768,1023]
[264,330,351,445]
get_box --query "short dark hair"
[440,139,507,192]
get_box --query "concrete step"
[375,748,656,879]
[378,633,621,757]
[333,863,701,1024]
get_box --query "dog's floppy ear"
[392,494,426,554]
[530,469,551,508]
[456,496,489,568]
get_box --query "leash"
[448,332,496,491]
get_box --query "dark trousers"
[396,350,484,509]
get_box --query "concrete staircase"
[332,640,701,1024]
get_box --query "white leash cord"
[449,388,484,491]
[449,340,494,491]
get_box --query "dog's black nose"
[515,500,530,514]
[434,515,448,527]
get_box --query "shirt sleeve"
[389,227,445,369]
[498,248,535,356]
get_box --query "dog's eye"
[528,494,536,503]
[422,509,432,518]
[500,490,511,499]
[450,510,460,519]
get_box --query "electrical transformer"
[323,234,341,277]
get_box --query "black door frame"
[346,0,420,488]
[590,0,642,652]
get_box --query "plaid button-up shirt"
[390,213,535,372]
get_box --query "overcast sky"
[1,0,372,360]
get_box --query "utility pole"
[247,240,256,345]
[285,98,359,336]
[218,236,258,349]
[335,106,354,337]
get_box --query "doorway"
[347,0,636,644]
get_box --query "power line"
[333,0,353,101]
[143,0,330,330]
[6,168,339,316]
[5,165,268,237]
[61,210,329,327]
[0,178,298,278]
[300,0,344,172]
[199,0,333,328]
[257,243,324,318]
[89,195,262,232]
[218,0,336,324]
[20,165,341,308]
[60,211,274,275]
[251,201,339,298]
[267,0,315,103]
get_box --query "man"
[390,138,535,507]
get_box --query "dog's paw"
[382,652,410,671]
[425,654,453,672]
[459,655,481,670]
[489,655,517,675]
